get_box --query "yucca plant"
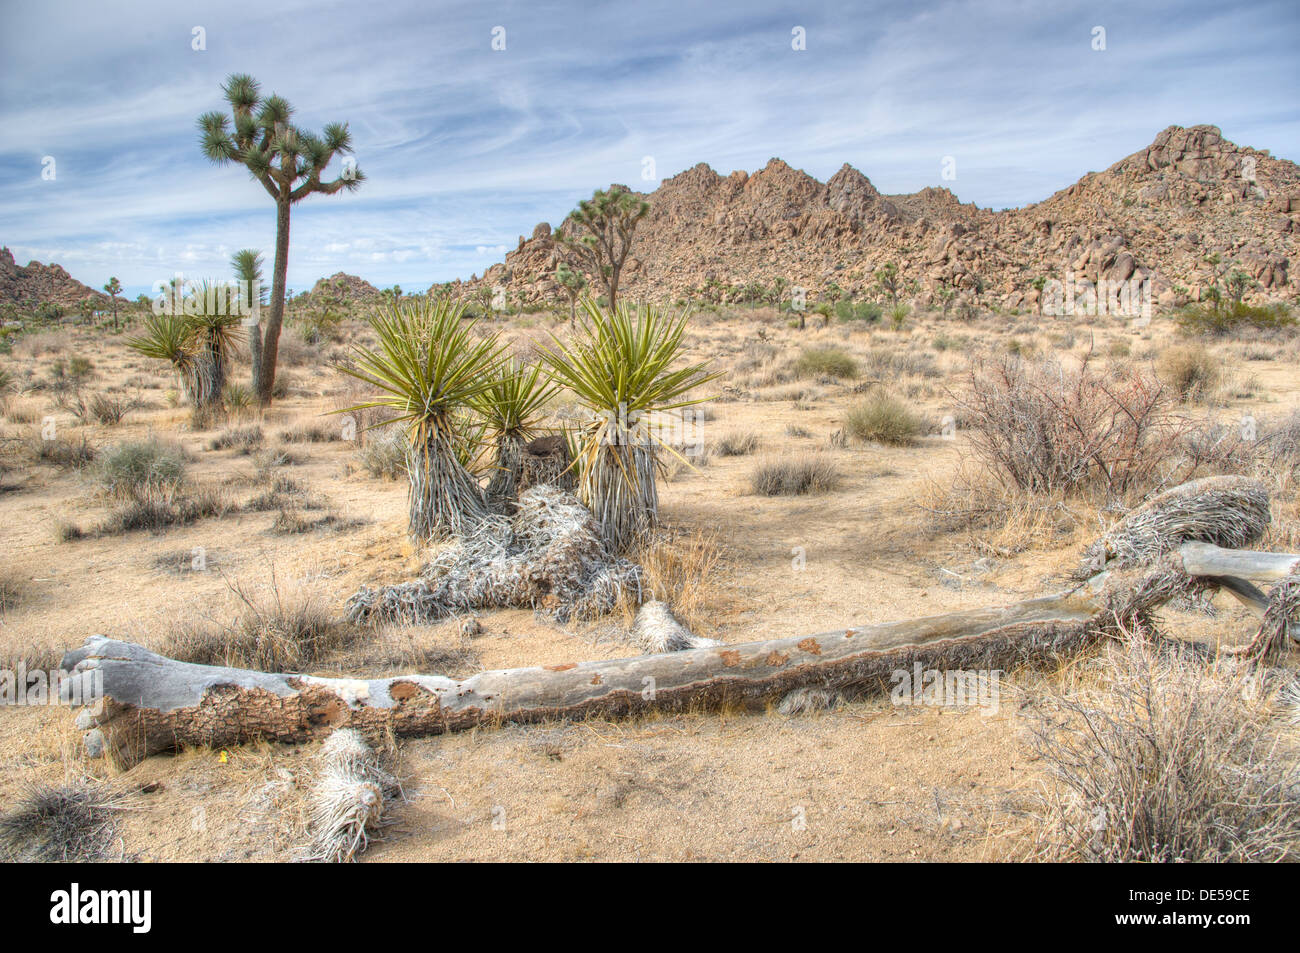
[540,300,720,552]
[127,311,203,406]
[127,282,244,421]
[333,298,505,542]
[472,358,560,510]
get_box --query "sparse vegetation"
[750,455,841,496]
[794,346,858,380]
[845,392,925,445]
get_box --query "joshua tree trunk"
[485,434,524,513]
[256,196,291,407]
[585,437,658,553]
[407,426,489,541]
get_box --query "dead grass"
[163,576,354,672]
[0,781,131,862]
[1016,635,1300,862]
[749,454,841,496]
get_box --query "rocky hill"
[450,125,1299,312]
[0,247,107,310]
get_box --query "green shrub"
[1175,302,1295,336]
[834,299,882,323]
[794,347,858,380]
[845,392,925,445]
[95,439,186,499]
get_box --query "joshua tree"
[333,299,505,542]
[198,73,363,407]
[102,278,122,329]
[557,185,649,310]
[873,262,901,305]
[555,262,586,324]
[541,301,719,552]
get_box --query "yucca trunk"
[406,422,489,541]
[485,433,524,513]
[583,432,658,553]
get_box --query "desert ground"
[1,303,1297,862]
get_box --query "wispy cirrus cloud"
[0,0,1295,296]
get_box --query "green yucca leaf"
[471,357,560,441]
[331,297,507,435]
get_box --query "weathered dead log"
[1179,542,1300,583]
[63,592,1102,768]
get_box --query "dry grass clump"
[95,438,187,499]
[348,485,643,625]
[749,454,841,496]
[354,426,407,479]
[845,391,925,445]
[165,577,353,672]
[279,421,341,444]
[208,424,264,454]
[69,392,138,426]
[0,782,130,862]
[954,353,1182,499]
[0,569,24,616]
[624,528,724,633]
[711,429,761,457]
[1157,344,1221,402]
[98,484,234,536]
[794,346,858,380]
[29,431,95,469]
[1017,637,1300,862]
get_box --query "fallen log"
[63,592,1102,768]
[1179,542,1300,583]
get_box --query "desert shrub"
[845,392,925,445]
[67,356,93,380]
[1019,639,1300,862]
[98,484,232,534]
[750,455,841,496]
[69,392,136,426]
[0,783,127,862]
[95,439,186,499]
[1157,344,1221,402]
[354,426,407,479]
[834,299,882,323]
[711,429,760,456]
[279,422,340,444]
[31,433,95,469]
[208,424,264,454]
[794,347,858,380]
[1175,301,1295,336]
[223,382,255,413]
[953,354,1181,498]
[861,347,939,380]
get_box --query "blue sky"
[1,0,1296,298]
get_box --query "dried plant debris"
[348,485,643,625]
[628,600,721,653]
[0,781,131,862]
[1077,475,1271,577]
[302,729,402,864]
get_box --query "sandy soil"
[0,307,1296,861]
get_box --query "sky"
[0,0,1297,299]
